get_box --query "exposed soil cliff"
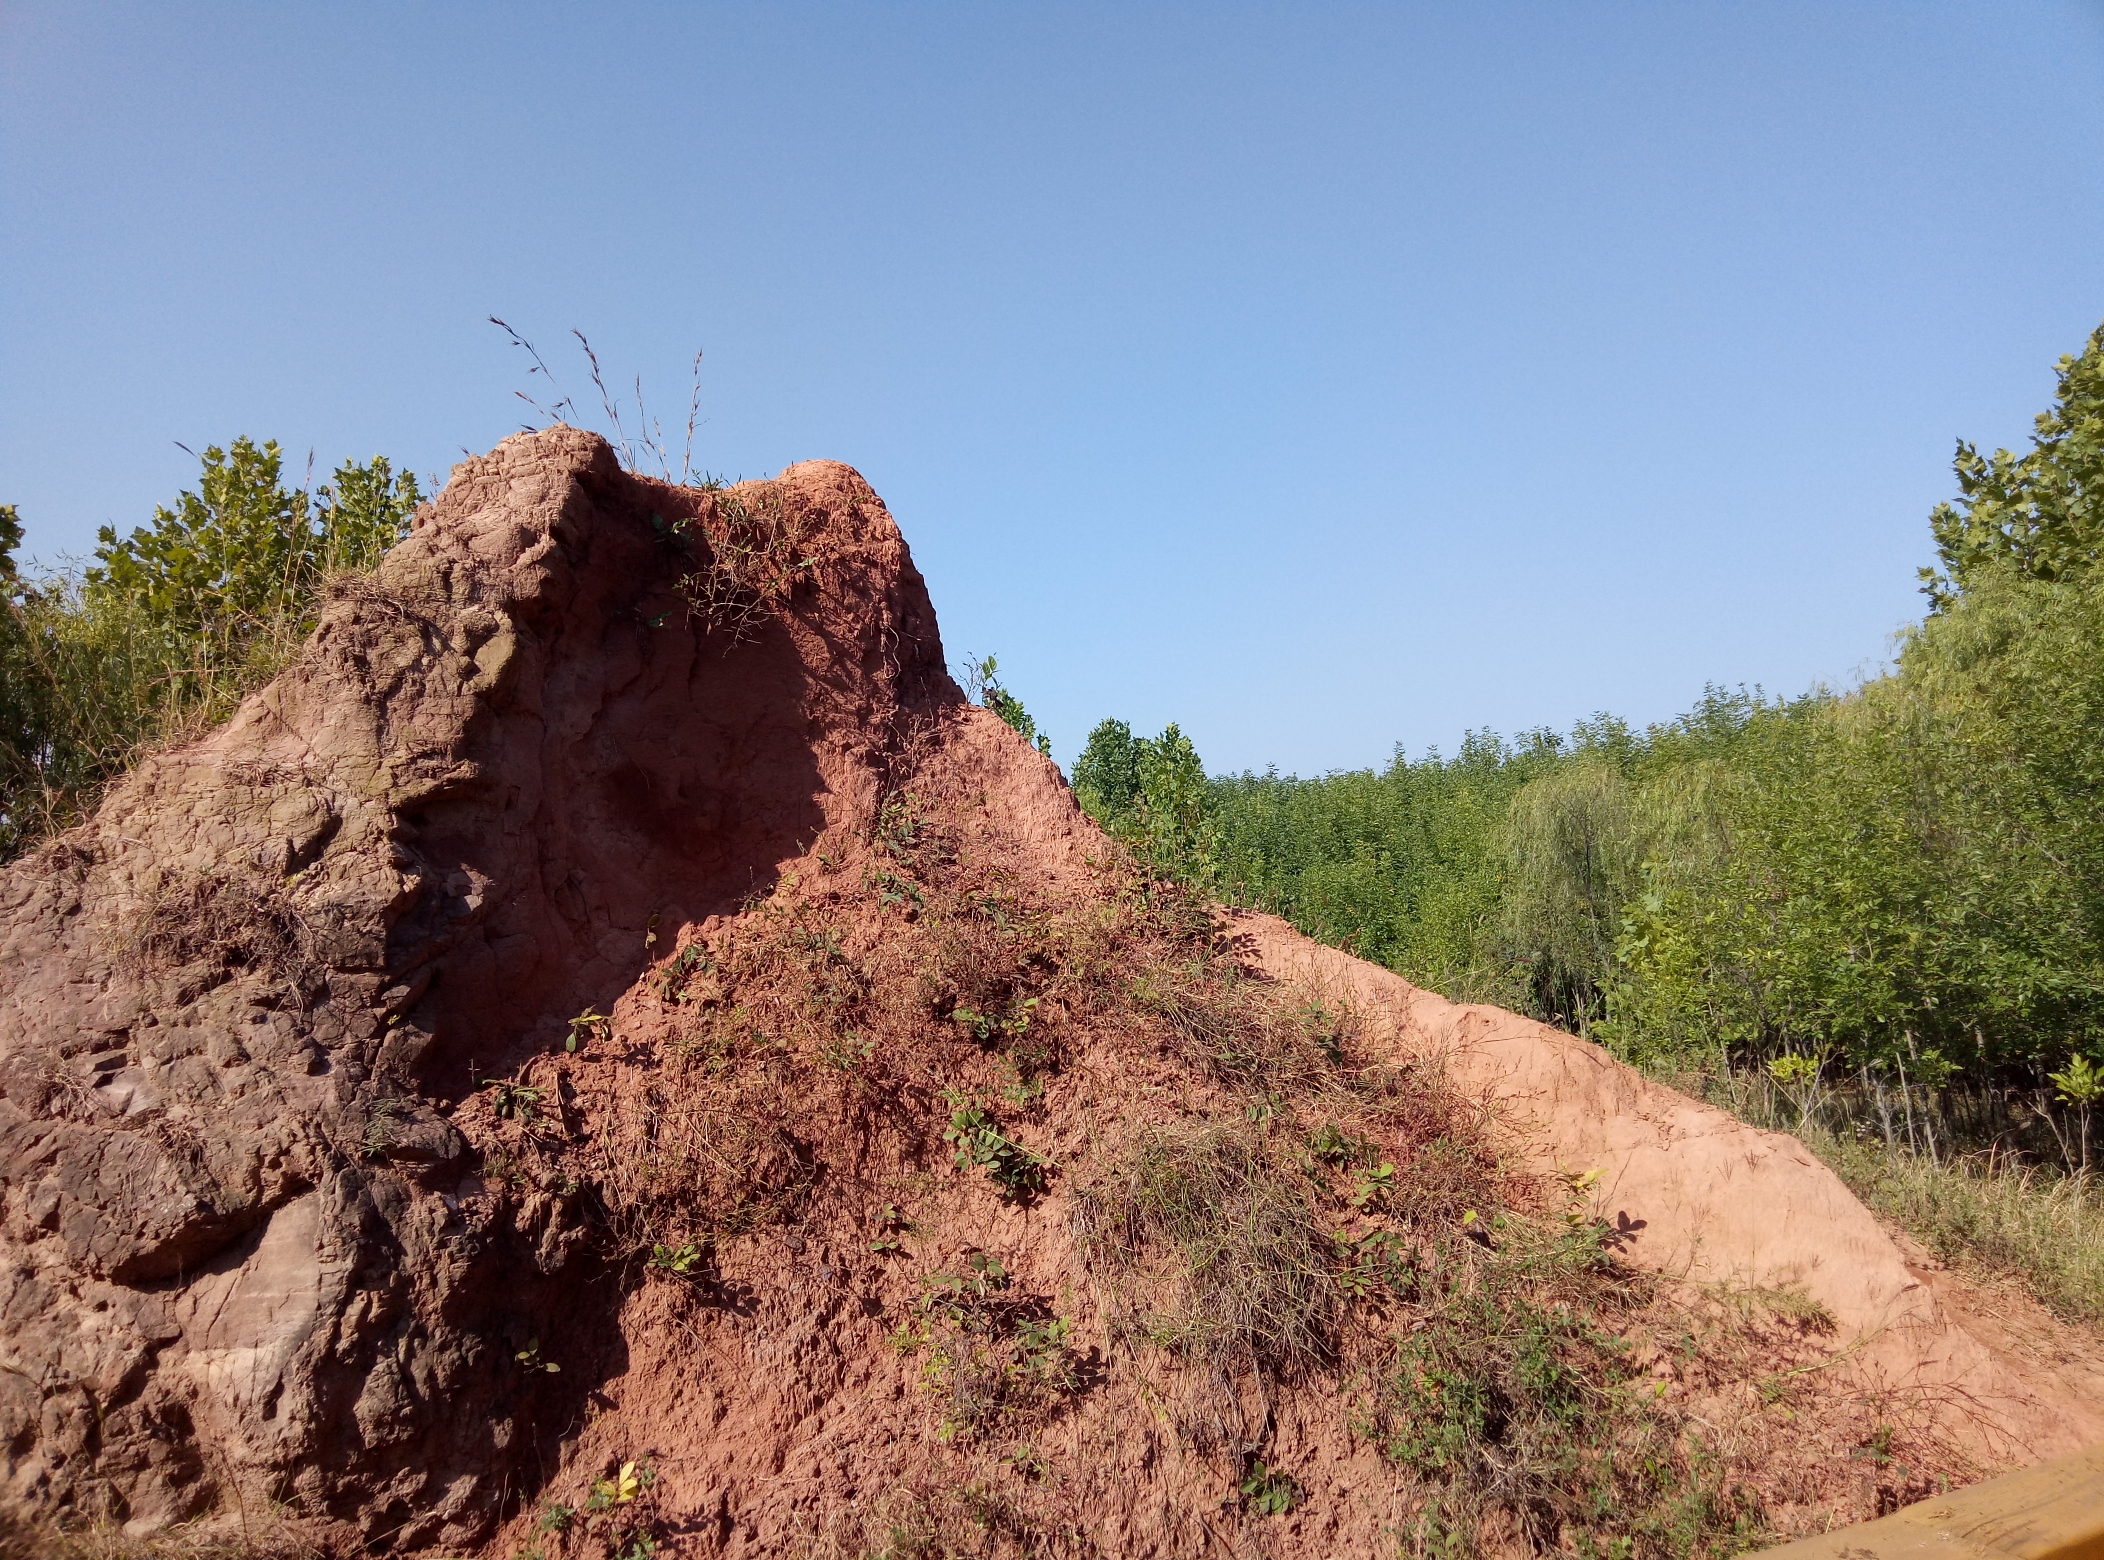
[0,429,2094,1559]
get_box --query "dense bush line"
[1076,320,2104,1173]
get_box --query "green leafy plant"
[869,1203,915,1255]
[951,995,1037,1043]
[1923,319,2104,607]
[650,942,714,1001]
[941,1095,1052,1201]
[485,1076,544,1122]
[2,440,418,864]
[1238,1459,1299,1516]
[1347,1160,1398,1211]
[870,865,925,911]
[1073,718,1219,883]
[514,1339,560,1374]
[962,653,1051,757]
[897,1254,1082,1442]
[2050,1053,2103,1175]
[648,1241,706,1277]
[566,1007,610,1053]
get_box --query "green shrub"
[1,440,417,861]
[961,653,1050,756]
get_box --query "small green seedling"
[1239,1459,1298,1516]
[648,1241,705,1277]
[820,1031,876,1072]
[1348,1161,1396,1211]
[588,1459,651,1511]
[515,1339,560,1374]
[566,1008,610,1053]
[870,867,924,911]
[484,1077,543,1122]
[650,943,714,1002]
[869,1203,914,1254]
[1335,1229,1404,1297]
[952,996,1037,1044]
[1307,1122,1355,1164]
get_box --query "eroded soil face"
[1,429,2089,1559]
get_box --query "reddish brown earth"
[0,427,2095,1558]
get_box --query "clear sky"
[5,2,2103,775]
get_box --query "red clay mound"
[0,429,950,1549]
[0,428,2093,1558]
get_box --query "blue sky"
[4,2,2102,774]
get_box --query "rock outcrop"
[0,429,948,1548]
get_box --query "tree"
[0,504,48,857]
[1071,717,1218,884]
[1923,319,2104,607]
[1,442,419,864]
[88,438,420,678]
[1072,718,1141,825]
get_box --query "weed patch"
[1075,1120,1336,1378]
[674,483,820,645]
[893,1253,1087,1444]
[942,1095,1052,1202]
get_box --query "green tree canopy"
[2,441,419,863]
[1923,319,2104,607]
[88,437,419,657]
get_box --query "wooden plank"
[1759,1442,2104,1560]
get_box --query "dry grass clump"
[508,798,1113,1272]
[0,1513,329,1560]
[1808,1130,2104,1324]
[1127,954,1339,1098]
[796,1473,1067,1560]
[675,482,822,644]
[1075,1121,1337,1379]
[127,869,315,986]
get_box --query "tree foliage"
[1073,718,1220,885]
[89,437,417,670]
[1084,317,2104,1155]
[0,441,417,861]
[1923,320,2104,608]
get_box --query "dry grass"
[127,869,316,984]
[676,482,821,644]
[1074,1121,1338,1379]
[1127,954,1338,1098]
[1699,1068,2104,1329]
[794,1472,1072,1560]
[1807,1130,2104,1325]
